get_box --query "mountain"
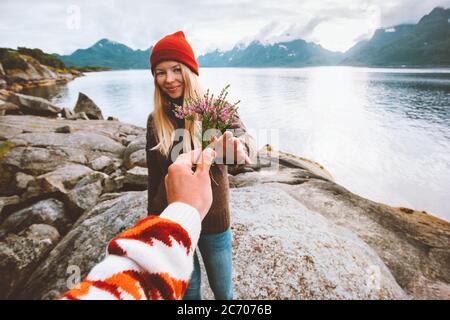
[197,39,343,67]
[54,7,449,69]
[199,7,449,68]
[55,39,151,70]
[341,7,450,67]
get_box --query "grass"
[0,141,14,159]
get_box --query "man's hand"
[165,148,216,220]
[211,131,252,165]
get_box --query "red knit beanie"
[150,31,199,76]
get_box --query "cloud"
[0,0,449,55]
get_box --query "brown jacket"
[146,105,255,234]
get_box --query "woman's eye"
[174,68,181,73]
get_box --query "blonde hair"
[152,63,205,157]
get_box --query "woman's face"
[154,61,184,99]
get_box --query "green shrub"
[17,47,66,69]
[0,48,28,70]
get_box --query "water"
[23,67,450,222]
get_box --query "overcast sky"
[1,0,449,55]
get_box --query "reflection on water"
[23,67,450,221]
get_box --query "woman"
[146,31,255,300]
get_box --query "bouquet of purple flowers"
[173,84,240,150]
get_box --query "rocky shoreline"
[0,50,82,93]
[0,88,449,300]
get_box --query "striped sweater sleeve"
[61,202,201,300]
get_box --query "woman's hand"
[211,131,252,165]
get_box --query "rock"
[0,199,69,235]
[1,113,447,300]
[62,107,75,119]
[54,126,71,134]
[0,223,60,299]
[74,92,104,120]
[19,186,408,300]
[65,172,106,215]
[0,89,10,100]
[0,62,5,77]
[89,155,115,172]
[1,116,135,197]
[123,166,148,189]
[107,116,119,121]
[278,180,450,299]
[17,191,148,299]
[126,149,147,169]
[21,179,41,201]
[9,83,23,91]
[6,56,57,82]
[74,112,89,120]
[36,164,93,194]
[103,175,124,193]
[0,101,20,116]
[64,111,89,120]
[9,131,125,156]
[2,146,88,176]
[0,115,145,142]
[15,172,34,190]
[123,135,146,161]
[121,135,137,146]
[220,185,407,299]
[98,192,123,203]
[0,195,20,218]
[8,92,62,117]
[0,100,20,114]
[229,165,327,188]
[23,224,60,243]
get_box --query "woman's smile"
[166,86,180,92]
[164,85,183,98]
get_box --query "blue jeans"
[183,229,233,300]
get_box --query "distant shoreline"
[78,65,450,72]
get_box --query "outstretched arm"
[62,203,201,300]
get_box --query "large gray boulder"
[229,154,450,300]
[222,185,406,299]
[74,92,104,120]
[279,181,450,300]
[16,191,148,300]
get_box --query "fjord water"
[24,67,450,221]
